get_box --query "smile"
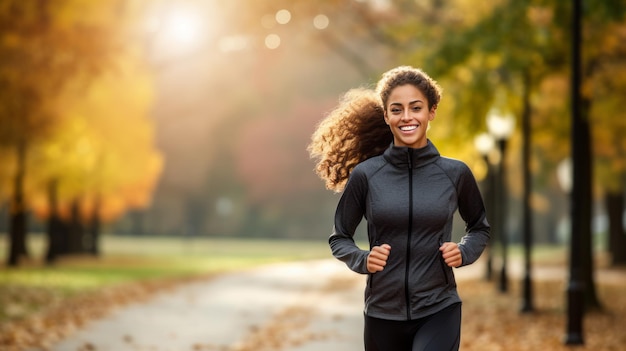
[400,125,418,131]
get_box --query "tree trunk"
[8,210,27,266]
[58,217,71,255]
[88,197,101,256]
[606,191,626,265]
[45,179,62,264]
[7,140,29,267]
[520,71,534,312]
[68,199,84,253]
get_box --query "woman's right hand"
[367,244,391,273]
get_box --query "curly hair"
[308,66,442,192]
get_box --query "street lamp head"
[474,132,495,156]
[557,158,573,193]
[487,109,516,141]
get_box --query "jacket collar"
[383,139,440,169]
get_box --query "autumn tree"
[28,52,162,262]
[0,0,160,265]
[421,0,626,305]
[0,0,112,265]
[586,15,626,267]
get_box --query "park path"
[47,255,625,351]
[47,259,366,351]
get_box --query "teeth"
[400,125,417,131]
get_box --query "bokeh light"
[313,14,329,30]
[275,9,291,25]
[265,34,281,49]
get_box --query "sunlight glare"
[160,7,204,50]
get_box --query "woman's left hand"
[439,242,462,268]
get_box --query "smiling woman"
[308,66,490,351]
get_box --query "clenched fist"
[367,244,391,273]
[440,242,462,268]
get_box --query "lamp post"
[520,73,535,313]
[558,157,584,344]
[565,0,585,344]
[487,110,515,293]
[474,133,496,281]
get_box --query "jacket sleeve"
[329,167,371,274]
[456,163,491,267]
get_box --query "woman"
[308,66,490,350]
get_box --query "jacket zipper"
[405,149,413,320]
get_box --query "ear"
[384,111,390,125]
[428,105,437,121]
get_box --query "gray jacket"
[330,140,490,321]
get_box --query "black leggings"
[364,302,461,351]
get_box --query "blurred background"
[0,1,625,270]
[1,1,626,349]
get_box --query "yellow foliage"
[526,5,553,27]
[27,24,162,223]
[449,0,504,26]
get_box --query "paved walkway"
[47,259,488,351]
[47,259,364,351]
[45,257,622,351]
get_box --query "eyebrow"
[390,99,424,106]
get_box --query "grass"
[0,234,573,296]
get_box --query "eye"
[412,106,422,112]
[390,108,402,114]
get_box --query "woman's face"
[383,84,435,149]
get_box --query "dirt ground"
[458,275,626,351]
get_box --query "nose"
[401,109,411,121]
